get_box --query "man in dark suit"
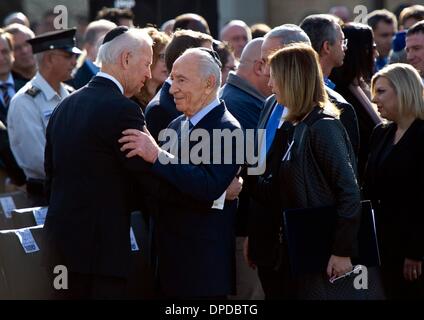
[43,27,153,299]
[120,48,242,299]
[220,37,269,300]
[144,29,213,142]
[300,14,360,156]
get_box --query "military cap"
[27,28,82,54]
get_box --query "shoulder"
[167,114,185,129]
[9,82,36,109]
[326,86,349,105]
[309,116,346,139]
[222,108,242,130]
[220,82,240,98]
[372,122,393,137]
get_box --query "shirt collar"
[0,73,15,87]
[165,77,172,85]
[189,97,221,127]
[33,72,68,101]
[97,71,124,94]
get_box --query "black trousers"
[51,272,127,300]
[257,264,294,300]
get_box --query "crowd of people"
[0,4,423,300]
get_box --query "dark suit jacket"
[220,74,264,237]
[247,95,283,266]
[11,70,29,93]
[326,87,360,158]
[43,76,152,278]
[0,73,27,185]
[332,84,376,179]
[363,120,424,265]
[144,81,182,142]
[150,101,241,297]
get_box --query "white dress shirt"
[96,71,124,94]
[7,72,69,180]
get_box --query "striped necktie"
[0,83,12,109]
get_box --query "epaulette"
[25,86,41,98]
[63,83,75,94]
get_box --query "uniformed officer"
[7,28,81,205]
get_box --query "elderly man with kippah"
[42,27,153,299]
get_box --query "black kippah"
[198,48,222,69]
[102,26,129,45]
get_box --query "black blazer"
[332,84,376,179]
[251,107,361,262]
[326,87,360,158]
[0,74,26,185]
[144,81,182,142]
[363,120,424,263]
[43,76,152,278]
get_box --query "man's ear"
[205,75,217,93]
[120,50,131,69]
[321,40,331,55]
[253,59,262,76]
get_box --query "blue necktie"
[324,77,336,90]
[0,83,12,109]
[265,104,284,154]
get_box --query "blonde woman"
[363,63,424,299]
[254,43,362,299]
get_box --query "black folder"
[282,200,380,276]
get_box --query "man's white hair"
[181,47,222,91]
[96,28,153,66]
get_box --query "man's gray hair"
[182,47,222,91]
[300,14,339,54]
[96,28,153,66]
[264,24,311,46]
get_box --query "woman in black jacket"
[330,23,382,180]
[363,63,424,299]
[250,43,361,299]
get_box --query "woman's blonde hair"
[371,63,424,120]
[269,43,338,122]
